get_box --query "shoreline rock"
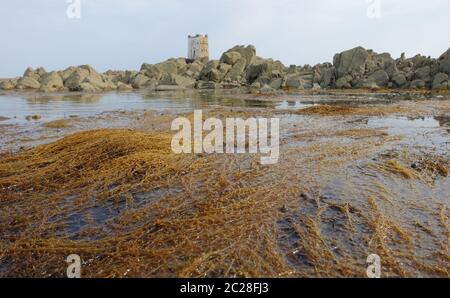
[2,45,450,93]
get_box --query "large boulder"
[335,75,352,89]
[285,75,306,89]
[410,79,426,89]
[199,60,221,82]
[60,66,78,81]
[224,58,247,82]
[245,58,284,84]
[391,73,407,88]
[220,51,242,65]
[141,59,180,80]
[16,77,40,90]
[359,69,389,88]
[159,73,196,88]
[414,66,432,83]
[333,47,370,79]
[63,65,110,91]
[39,71,64,91]
[438,48,450,75]
[116,82,133,91]
[184,60,204,78]
[221,45,256,66]
[130,73,152,89]
[0,79,17,90]
[312,63,334,88]
[333,47,397,87]
[64,69,89,90]
[218,62,232,74]
[269,77,283,89]
[23,67,46,81]
[77,82,101,92]
[432,72,449,89]
[80,65,104,85]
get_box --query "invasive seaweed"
[0,103,448,278]
[43,119,73,129]
[295,105,407,116]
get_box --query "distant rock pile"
[2,45,450,92]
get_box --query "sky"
[1,0,450,77]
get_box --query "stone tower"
[187,34,209,60]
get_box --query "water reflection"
[368,116,449,152]
[0,91,306,124]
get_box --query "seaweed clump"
[0,129,296,277]
[296,105,406,116]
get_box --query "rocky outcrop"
[62,65,116,92]
[333,47,398,88]
[2,45,450,93]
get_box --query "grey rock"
[335,75,352,89]
[0,80,17,90]
[130,74,151,88]
[432,72,449,89]
[224,58,247,82]
[141,59,179,80]
[362,69,389,88]
[116,82,133,91]
[60,66,78,81]
[77,82,101,92]
[414,66,431,82]
[392,73,407,88]
[39,71,64,91]
[245,58,284,84]
[220,51,242,65]
[199,60,220,81]
[285,75,304,89]
[159,73,196,88]
[185,60,204,78]
[23,67,46,81]
[218,63,232,74]
[269,78,283,90]
[410,79,426,89]
[16,77,40,89]
[333,47,370,79]
[438,48,450,75]
[64,65,105,91]
[317,66,334,88]
[222,45,256,66]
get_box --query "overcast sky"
[1,0,449,77]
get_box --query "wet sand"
[0,90,448,277]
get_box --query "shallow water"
[0,90,413,125]
[0,91,303,125]
[0,90,449,277]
